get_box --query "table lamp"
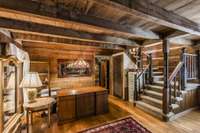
[20,72,42,103]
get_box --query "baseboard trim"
[169,106,199,121]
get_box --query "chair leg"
[48,105,51,127]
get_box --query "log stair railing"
[164,48,199,119]
[134,48,153,101]
[168,62,183,111]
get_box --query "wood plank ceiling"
[0,0,200,55]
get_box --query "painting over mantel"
[57,59,93,78]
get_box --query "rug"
[79,116,152,133]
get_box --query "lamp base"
[27,88,37,103]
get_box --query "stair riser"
[144,92,162,100]
[142,99,162,109]
[153,82,164,87]
[153,77,164,82]
[136,104,163,120]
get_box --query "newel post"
[148,53,153,84]
[180,48,186,90]
[162,38,170,120]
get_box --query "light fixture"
[67,58,90,69]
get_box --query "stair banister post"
[148,53,153,84]
[162,38,170,121]
[180,48,186,90]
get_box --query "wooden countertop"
[57,86,107,97]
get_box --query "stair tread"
[141,95,162,104]
[171,104,179,109]
[136,101,162,113]
[154,72,163,74]
[144,90,162,97]
[153,75,164,78]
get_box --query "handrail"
[136,64,150,80]
[168,62,183,82]
[142,51,150,57]
[184,53,197,56]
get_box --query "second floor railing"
[184,53,198,80]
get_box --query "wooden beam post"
[196,50,200,81]
[162,38,170,120]
[148,53,153,84]
[180,48,186,90]
[138,47,142,68]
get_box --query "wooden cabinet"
[0,56,22,133]
[96,90,108,115]
[57,86,108,124]
[57,95,75,122]
[77,93,95,118]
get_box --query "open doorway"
[95,56,110,92]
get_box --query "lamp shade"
[20,72,42,88]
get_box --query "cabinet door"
[96,91,108,115]
[57,96,75,122]
[77,93,95,118]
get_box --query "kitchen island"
[57,86,108,124]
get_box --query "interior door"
[113,55,123,98]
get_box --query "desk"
[57,86,108,124]
[24,97,55,133]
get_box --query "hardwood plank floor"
[22,95,200,133]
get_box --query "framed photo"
[57,59,93,78]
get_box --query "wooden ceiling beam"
[13,33,124,51]
[0,0,159,40]
[92,0,200,35]
[0,17,137,46]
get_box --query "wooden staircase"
[136,67,183,120]
[131,46,199,121]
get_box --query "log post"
[138,47,142,68]
[134,74,138,101]
[148,53,153,84]
[180,48,186,90]
[162,38,170,120]
[196,50,200,81]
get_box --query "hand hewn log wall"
[25,48,96,89]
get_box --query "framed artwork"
[57,59,93,78]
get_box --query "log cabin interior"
[0,0,200,133]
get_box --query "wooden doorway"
[95,57,110,91]
[113,54,123,98]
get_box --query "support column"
[181,48,186,90]
[137,47,142,68]
[148,53,153,84]
[162,38,170,120]
[196,50,200,81]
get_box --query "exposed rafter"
[0,17,138,46]
[92,0,200,35]
[13,32,124,50]
[0,0,159,40]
